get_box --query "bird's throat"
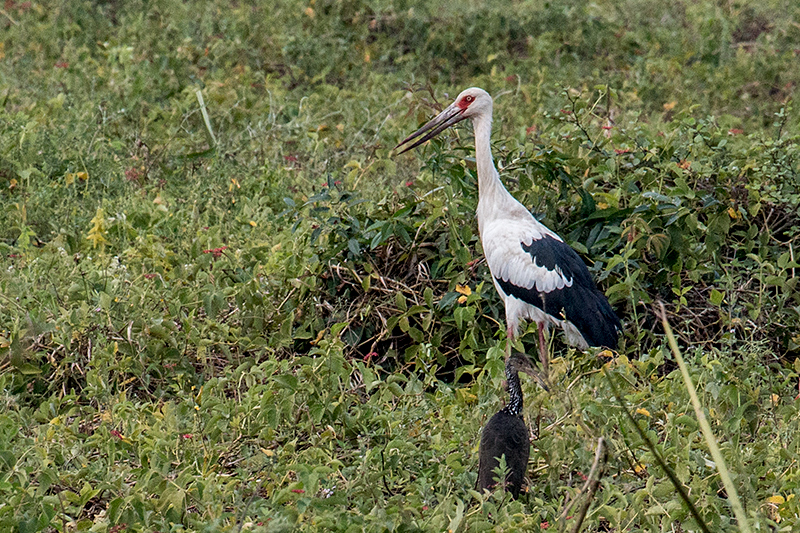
[472,115,497,188]
[473,115,517,236]
[505,369,523,416]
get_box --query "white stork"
[395,87,621,376]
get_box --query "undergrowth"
[1,0,799,531]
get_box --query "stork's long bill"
[394,103,468,154]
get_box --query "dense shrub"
[0,0,798,531]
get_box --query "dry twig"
[558,437,607,533]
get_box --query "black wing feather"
[495,235,621,348]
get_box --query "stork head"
[394,87,493,154]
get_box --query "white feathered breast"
[481,218,574,295]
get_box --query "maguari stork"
[477,351,537,498]
[395,88,620,376]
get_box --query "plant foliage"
[1,0,799,531]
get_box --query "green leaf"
[274,374,298,391]
[423,287,433,308]
[709,289,724,306]
[454,306,465,330]
[395,292,407,312]
[16,363,42,375]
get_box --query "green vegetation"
[1,0,799,530]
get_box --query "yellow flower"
[456,284,471,296]
[456,284,471,304]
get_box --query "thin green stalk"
[605,369,712,533]
[195,89,217,146]
[659,303,753,533]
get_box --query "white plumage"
[486,227,574,294]
[396,87,621,376]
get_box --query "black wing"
[494,235,621,348]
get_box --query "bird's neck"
[472,115,498,189]
[505,367,523,416]
[472,113,518,233]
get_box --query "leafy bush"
[0,0,799,531]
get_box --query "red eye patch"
[457,95,475,110]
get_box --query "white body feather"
[472,100,588,349]
[397,87,618,353]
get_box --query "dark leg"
[506,325,514,361]
[538,322,549,378]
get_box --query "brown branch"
[558,437,607,532]
[570,437,608,533]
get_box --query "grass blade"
[605,368,712,533]
[195,88,217,146]
[658,303,753,533]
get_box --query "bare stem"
[558,437,607,533]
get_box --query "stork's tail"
[570,289,621,349]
